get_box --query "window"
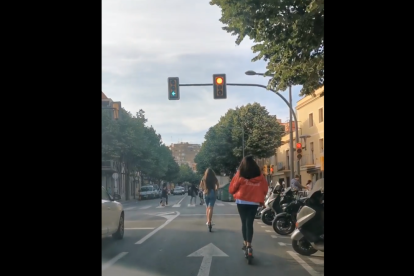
[309,113,313,127]
[319,108,323,123]
[102,187,110,200]
[319,138,324,153]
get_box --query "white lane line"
[261,226,266,228]
[228,203,237,206]
[257,222,264,224]
[308,258,324,265]
[278,242,291,246]
[124,207,135,211]
[135,212,180,244]
[139,205,151,209]
[216,203,224,206]
[265,230,272,232]
[102,252,128,271]
[287,251,322,276]
[156,205,165,208]
[271,235,277,238]
[125,228,154,230]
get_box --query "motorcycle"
[291,178,324,256]
[272,190,307,235]
[261,185,294,225]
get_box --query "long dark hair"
[203,168,218,192]
[238,155,261,179]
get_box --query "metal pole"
[289,85,295,183]
[242,127,245,158]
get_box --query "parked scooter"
[255,187,273,219]
[261,185,295,225]
[291,178,324,256]
[272,189,307,235]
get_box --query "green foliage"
[176,164,200,185]
[210,0,324,96]
[102,108,179,181]
[195,103,284,176]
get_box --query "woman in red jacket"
[229,156,268,258]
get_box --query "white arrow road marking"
[188,243,228,276]
[135,212,180,244]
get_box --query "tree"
[210,0,324,96]
[176,164,200,185]
[102,107,179,184]
[195,103,284,176]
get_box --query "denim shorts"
[204,190,216,207]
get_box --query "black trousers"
[160,195,168,204]
[237,204,258,243]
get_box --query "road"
[102,195,324,276]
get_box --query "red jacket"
[229,171,268,204]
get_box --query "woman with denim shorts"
[199,168,219,226]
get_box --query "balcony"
[300,153,316,167]
[276,161,291,172]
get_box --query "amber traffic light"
[168,77,180,100]
[270,165,274,174]
[296,142,302,160]
[213,74,227,99]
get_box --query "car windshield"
[102,1,324,275]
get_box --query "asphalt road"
[102,195,324,276]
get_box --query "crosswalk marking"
[139,205,152,209]
[278,242,291,246]
[216,203,224,206]
[172,204,181,207]
[188,204,195,207]
[228,203,236,206]
[156,205,165,208]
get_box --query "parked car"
[102,186,124,240]
[139,185,158,199]
[172,186,185,195]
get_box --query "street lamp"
[245,70,300,184]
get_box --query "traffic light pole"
[178,82,301,180]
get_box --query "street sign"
[112,173,118,180]
[188,243,228,276]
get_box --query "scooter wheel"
[292,239,317,256]
[208,224,212,232]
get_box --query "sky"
[102,0,303,146]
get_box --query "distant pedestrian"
[160,186,168,206]
[306,180,313,191]
[290,175,306,191]
[199,189,204,205]
[189,183,198,205]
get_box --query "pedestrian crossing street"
[124,201,236,211]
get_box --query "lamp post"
[245,70,300,183]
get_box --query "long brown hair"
[202,168,218,192]
[239,155,261,179]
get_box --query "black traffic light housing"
[213,74,227,99]
[296,143,303,160]
[168,77,180,100]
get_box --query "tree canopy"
[210,0,324,96]
[195,103,284,176]
[176,164,200,185]
[102,108,179,182]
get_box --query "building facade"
[169,142,201,172]
[271,87,324,187]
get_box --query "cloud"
[102,0,303,146]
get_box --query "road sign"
[188,243,228,276]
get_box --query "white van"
[139,185,158,199]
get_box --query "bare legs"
[206,206,214,224]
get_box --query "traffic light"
[112,102,121,120]
[263,165,268,175]
[168,77,180,100]
[270,165,274,174]
[296,142,302,160]
[213,74,227,99]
